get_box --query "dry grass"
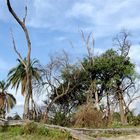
[73,103,103,128]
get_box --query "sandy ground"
[98,135,140,140]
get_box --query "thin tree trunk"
[117,88,127,125]
[106,92,112,126]
[93,80,100,111]
[7,0,31,120]
[95,90,100,111]
[23,93,30,119]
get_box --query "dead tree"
[123,81,140,115]
[34,52,80,121]
[80,31,100,110]
[7,0,32,119]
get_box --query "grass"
[87,131,130,138]
[0,123,72,140]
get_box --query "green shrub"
[0,126,8,132]
[112,112,121,122]
[20,122,38,135]
[38,126,49,136]
[131,116,140,126]
[50,111,71,126]
[112,121,121,128]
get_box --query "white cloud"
[28,0,68,29]
[1,0,140,39]
[129,45,140,63]
[129,45,140,73]
[66,2,94,18]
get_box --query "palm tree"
[7,58,41,119]
[0,80,16,118]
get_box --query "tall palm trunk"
[23,67,31,119]
[24,93,30,119]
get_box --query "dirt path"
[98,135,140,140]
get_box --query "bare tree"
[79,31,100,110]
[7,0,32,119]
[112,30,133,124]
[123,80,140,115]
[34,52,80,121]
[113,29,131,58]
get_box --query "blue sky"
[0,0,140,114]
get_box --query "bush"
[38,126,49,136]
[112,121,121,128]
[50,111,71,126]
[73,103,103,128]
[20,122,38,135]
[112,112,121,122]
[131,115,140,126]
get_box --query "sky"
[0,0,140,115]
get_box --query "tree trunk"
[23,70,32,119]
[7,0,31,120]
[95,90,100,111]
[106,92,112,125]
[93,80,100,111]
[23,93,30,119]
[117,89,127,125]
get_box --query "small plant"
[112,121,121,128]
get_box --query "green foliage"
[131,115,140,126]
[50,111,71,126]
[0,126,22,136]
[7,58,40,95]
[48,129,71,139]
[21,122,38,135]
[37,126,49,136]
[112,112,121,122]
[127,111,135,124]
[112,121,121,128]
[0,80,16,117]
[0,124,71,140]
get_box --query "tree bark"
[93,80,100,111]
[23,93,30,119]
[117,88,127,125]
[7,0,31,119]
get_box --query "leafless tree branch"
[10,29,26,67]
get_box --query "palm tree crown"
[7,58,40,96]
[0,80,16,118]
